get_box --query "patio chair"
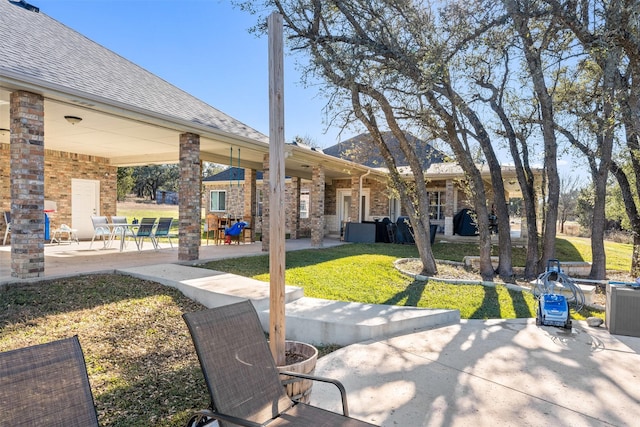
[153,217,175,248]
[0,336,100,426]
[182,300,377,427]
[133,217,157,251]
[3,211,10,245]
[205,213,221,245]
[109,215,135,248]
[89,215,111,249]
[241,215,253,243]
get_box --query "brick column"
[10,91,45,278]
[261,154,269,251]
[444,179,454,236]
[287,176,301,239]
[310,166,325,247]
[244,168,257,242]
[178,132,200,261]
[350,176,360,222]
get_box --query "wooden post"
[268,12,286,366]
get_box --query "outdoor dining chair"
[3,211,10,245]
[182,300,378,427]
[205,213,221,245]
[133,217,157,251]
[109,215,135,248]
[89,215,111,249]
[0,336,100,426]
[152,217,175,248]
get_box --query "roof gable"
[0,0,266,143]
[323,131,446,169]
[203,167,264,182]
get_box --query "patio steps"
[118,264,460,346]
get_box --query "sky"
[27,0,582,179]
[31,0,353,149]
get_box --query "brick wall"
[178,133,200,261]
[368,178,389,217]
[1,143,117,237]
[310,166,325,247]
[203,178,312,238]
[9,91,45,277]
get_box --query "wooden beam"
[268,12,286,366]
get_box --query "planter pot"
[277,340,318,403]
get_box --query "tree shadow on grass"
[382,279,427,307]
[469,285,501,318]
[508,287,534,318]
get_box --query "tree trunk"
[505,0,560,272]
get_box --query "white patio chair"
[89,216,111,249]
[109,216,135,248]
[3,211,10,245]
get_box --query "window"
[428,191,444,220]
[300,192,309,219]
[210,190,226,212]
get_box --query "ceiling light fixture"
[64,115,82,125]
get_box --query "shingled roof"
[0,0,266,143]
[322,131,447,169]
[203,167,264,182]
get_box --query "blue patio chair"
[152,217,175,248]
[134,217,157,251]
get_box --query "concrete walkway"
[2,239,639,426]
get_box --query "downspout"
[359,170,371,222]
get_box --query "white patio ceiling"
[0,87,379,182]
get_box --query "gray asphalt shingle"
[0,0,267,142]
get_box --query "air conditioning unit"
[606,283,640,337]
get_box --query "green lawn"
[200,240,612,321]
[1,235,623,425]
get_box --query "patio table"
[105,223,139,252]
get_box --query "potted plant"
[277,340,318,403]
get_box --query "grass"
[0,274,209,427]
[1,234,623,424]
[116,201,179,223]
[199,240,609,321]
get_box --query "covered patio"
[0,236,345,284]
[0,1,381,278]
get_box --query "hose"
[533,267,585,312]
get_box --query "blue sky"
[29,0,581,179]
[33,0,353,149]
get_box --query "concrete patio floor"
[1,238,639,426]
[0,237,342,284]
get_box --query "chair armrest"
[186,409,264,427]
[279,370,350,416]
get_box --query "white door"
[359,190,370,222]
[72,179,100,239]
[338,190,351,225]
[338,189,370,223]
